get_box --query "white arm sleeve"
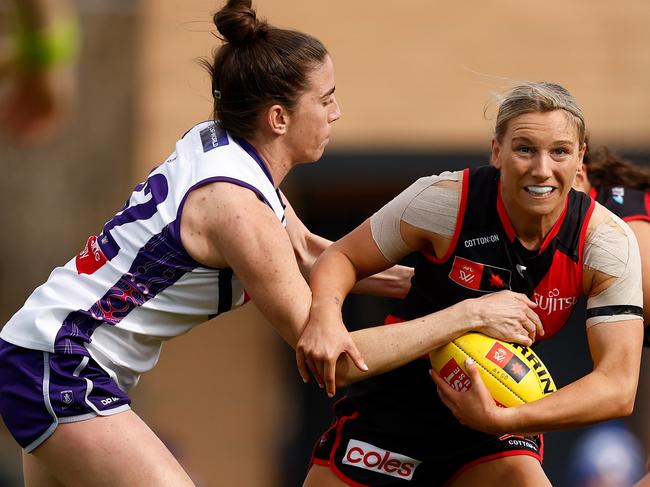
[369,171,461,263]
[585,214,644,328]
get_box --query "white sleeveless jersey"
[1,121,286,391]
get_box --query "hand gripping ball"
[429,332,556,407]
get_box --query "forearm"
[501,368,638,435]
[309,248,359,320]
[498,320,643,435]
[353,264,413,299]
[293,229,410,299]
[334,301,474,387]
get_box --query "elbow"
[618,395,636,417]
[609,388,636,418]
[292,247,312,278]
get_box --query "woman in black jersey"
[300,82,644,487]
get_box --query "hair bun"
[214,0,268,46]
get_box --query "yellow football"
[429,332,556,407]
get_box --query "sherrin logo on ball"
[429,332,556,407]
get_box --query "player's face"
[491,110,585,224]
[285,55,341,163]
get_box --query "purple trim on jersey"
[232,136,275,186]
[171,176,276,266]
[53,225,198,355]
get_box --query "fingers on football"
[464,359,490,399]
[513,332,533,347]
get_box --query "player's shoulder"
[408,170,463,196]
[587,201,633,240]
[583,201,638,275]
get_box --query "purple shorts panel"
[0,338,131,452]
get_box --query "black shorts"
[311,360,543,486]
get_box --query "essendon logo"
[439,358,471,392]
[76,236,108,275]
[449,256,511,292]
[486,343,530,383]
[342,439,421,480]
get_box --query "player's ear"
[574,163,589,191]
[267,104,289,135]
[490,138,502,169]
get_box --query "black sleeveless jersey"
[590,186,650,223]
[344,165,595,429]
[401,165,595,340]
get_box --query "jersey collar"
[232,136,276,187]
[496,179,570,255]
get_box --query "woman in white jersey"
[0,1,544,485]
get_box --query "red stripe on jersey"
[578,199,596,263]
[423,168,470,263]
[537,197,569,254]
[496,182,571,254]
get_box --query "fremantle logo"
[60,390,74,407]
